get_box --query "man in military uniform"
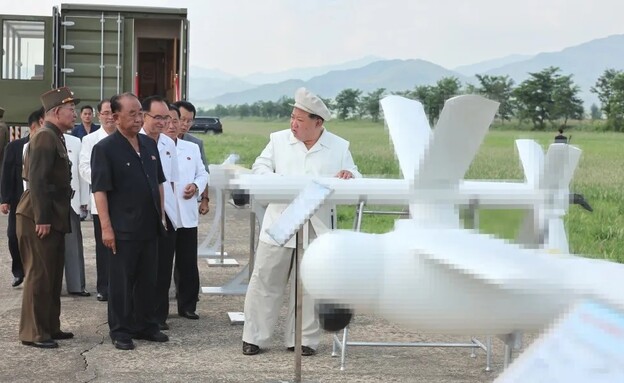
[1,107,44,288]
[16,87,77,348]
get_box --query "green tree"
[334,88,362,119]
[413,77,461,124]
[475,74,515,122]
[359,88,386,122]
[412,85,437,124]
[214,104,228,117]
[552,74,584,127]
[514,67,560,130]
[590,103,601,120]
[591,69,624,131]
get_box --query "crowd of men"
[0,86,361,356]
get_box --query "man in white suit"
[140,96,179,330]
[242,88,361,356]
[63,133,90,296]
[162,104,208,325]
[79,99,116,301]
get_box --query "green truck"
[1,3,190,127]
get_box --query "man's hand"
[183,183,197,200]
[102,226,117,255]
[35,224,51,239]
[199,198,210,215]
[335,170,354,179]
[0,203,9,215]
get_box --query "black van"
[190,117,223,134]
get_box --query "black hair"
[141,95,168,113]
[168,104,181,118]
[173,100,196,118]
[110,92,139,113]
[96,99,110,113]
[28,107,45,126]
[80,105,94,113]
[308,113,324,122]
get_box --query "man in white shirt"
[79,99,116,302]
[64,133,90,296]
[161,104,208,325]
[139,96,179,330]
[242,88,361,356]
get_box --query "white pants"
[242,233,320,349]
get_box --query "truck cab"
[0,4,189,127]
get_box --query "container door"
[58,11,124,108]
[0,14,52,125]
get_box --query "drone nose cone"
[301,230,384,307]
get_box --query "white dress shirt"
[64,134,89,215]
[140,129,179,228]
[78,127,110,215]
[172,139,208,228]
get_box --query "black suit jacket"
[1,136,28,206]
[91,130,166,240]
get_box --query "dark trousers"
[8,205,24,279]
[93,214,109,296]
[175,227,200,313]
[155,216,177,324]
[108,239,159,341]
[64,210,86,293]
[17,215,65,342]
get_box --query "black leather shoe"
[12,277,24,287]
[96,293,108,302]
[158,322,169,331]
[178,311,199,320]
[51,331,74,340]
[112,339,135,350]
[133,331,169,342]
[22,339,58,349]
[287,346,316,356]
[243,341,260,355]
[69,290,91,297]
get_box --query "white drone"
[211,94,620,337]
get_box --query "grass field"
[200,117,624,262]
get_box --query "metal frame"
[201,197,260,296]
[331,201,493,372]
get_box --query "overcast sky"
[4,0,624,76]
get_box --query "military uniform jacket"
[91,130,166,241]
[16,122,71,233]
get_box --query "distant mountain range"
[190,34,624,108]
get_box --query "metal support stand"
[333,201,493,372]
[500,331,523,370]
[294,230,303,383]
[207,189,239,267]
[201,199,261,324]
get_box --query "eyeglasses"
[59,106,76,113]
[99,111,113,116]
[145,113,171,122]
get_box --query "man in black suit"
[0,107,44,287]
[91,92,169,351]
